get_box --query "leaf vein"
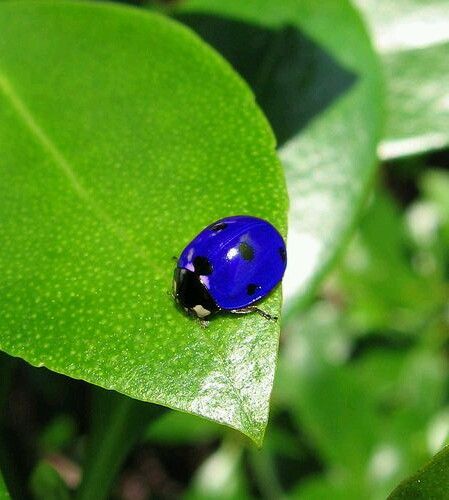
[0,70,163,282]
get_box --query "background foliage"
[0,0,448,498]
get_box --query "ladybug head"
[173,267,219,319]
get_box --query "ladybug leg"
[254,307,278,321]
[198,318,210,328]
[230,306,278,321]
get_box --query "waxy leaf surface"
[356,0,449,158]
[0,1,287,444]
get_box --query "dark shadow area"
[350,332,416,361]
[0,353,90,499]
[176,13,357,146]
[0,354,215,498]
[264,411,324,493]
[118,441,216,498]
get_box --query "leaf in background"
[389,445,449,499]
[29,462,69,500]
[278,301,448,499]
[0,471,9,500]
[334,192,446,334]
[290,476,363,500]
[37,415,77,454]
[420,170,449,247]
[145,410,223,445]
[0,1,288,444]
[279,303,380,475]
[78,389,164,499]
[354,0,449,159]
[276,183,448,496]
[171,0,383,308]
[185,439,250,500]
[278,184,449,493]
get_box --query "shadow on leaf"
[176,13,357,146]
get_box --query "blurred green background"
[1,0,449,498]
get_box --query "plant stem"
[76,388,164,500]
[0,354,19,499]
[248,446,284,500]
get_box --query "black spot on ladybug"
[193,256,213,275]
[247,283,260,295]
[238,242,255,261]
[210,222,227,232]
[279,247,287,263]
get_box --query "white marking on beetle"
[192,305,211,318]
[226,247,238,260]
[187,247,194,261]
[200,276,210,288]
[186,262,194,272]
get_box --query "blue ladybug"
[173,215,286,322]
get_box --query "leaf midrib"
[0,69,162,281]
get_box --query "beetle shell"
[175,215,286,313]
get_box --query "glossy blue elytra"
[173,215,287,321]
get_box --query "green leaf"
[185,439,250,500]
[248,446,284,499]
[0,1,287,444]
[278,295,448,498]
[145,410,223,445]
[421,170,449,226]
[0,471,9,500]
[279,303,380,474]
[417,170,449,265]
[389,445,449,499]
[335,192,446,334]
[290,477,363,500]
[355,0,449,158]
[171,0,383,307]
[29,462,69,500]
[38,415,77,454]
[77,390,164,500]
